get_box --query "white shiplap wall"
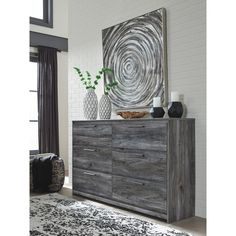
[68,0,206,218]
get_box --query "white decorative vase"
[83,88,98,120]
[99,94,111,119]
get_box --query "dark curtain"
[37,46,59,156]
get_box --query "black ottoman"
[30,153,65,192]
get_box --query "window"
[30,0,53,28]
[29,57,39,155]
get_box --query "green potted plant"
[74,67,113,90]
[74,67,115,120]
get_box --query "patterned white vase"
[83,89,98,120]
[99,94,111,119]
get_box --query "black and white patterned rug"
[30,193,191,236]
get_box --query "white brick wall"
[68,0,206,218]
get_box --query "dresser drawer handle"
[83,171,96,176]
[135,153,145,158]
[83,125,97,128]
[128,125,145,128]
[127,179,144,185]
[84,148,96,152]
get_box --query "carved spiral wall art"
[102,8,168,108]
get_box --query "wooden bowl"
[117,111,148,119]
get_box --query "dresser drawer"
[112,149,166,181]
[113,176,167,213]
[73,168,112,198]
[73,122,112,148]
[73,122,112,137]
[74,136,111,148]
[73,146,112,173]
[112,121,168,151]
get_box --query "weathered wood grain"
[73,122,112,137]
[73,135,111,148]
[112,175,167,214]
[167,119,195,222]
[112,121,168,151]
[112,149,167,181]
[72,119,195,223]
[73,168,112,198]
[73,146,112,173]
[73,122,112,147]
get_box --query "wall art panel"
[102,8,168,109]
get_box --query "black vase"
[151,107,165,118]
[168,102,183,118]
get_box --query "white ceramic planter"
[99,94,111,119]
[83,88,98,120]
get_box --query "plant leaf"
[74,67,81,74]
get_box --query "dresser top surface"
[73,118,195,123]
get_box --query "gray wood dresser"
[72,119,195,223]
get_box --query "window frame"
[30,0,53,28]
[29,53,39,155]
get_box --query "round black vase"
[151,107,165,118]
[168,102,183,118]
